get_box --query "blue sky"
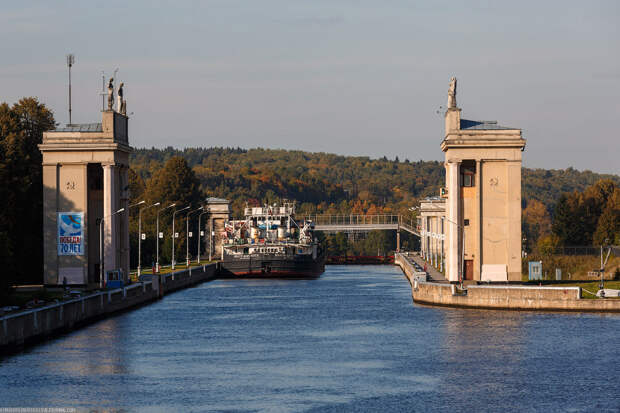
[1,1,618,173]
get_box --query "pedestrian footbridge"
[304,214,419,250]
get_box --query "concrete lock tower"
[39,82,131,287]
[205,198,231,259]
[441,77,526,283]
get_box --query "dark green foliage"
[552,194,585,246]
[129,156,203,268]
[552,180,619,246]
[0,98,54,296]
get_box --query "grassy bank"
[522,254,620,281]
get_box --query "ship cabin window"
[243,248,249,254]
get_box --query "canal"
[1,265,619,412]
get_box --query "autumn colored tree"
[593,188,620,246]
[522,199,551,250]
[552,180,618,246]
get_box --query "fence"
[547,246,619,256]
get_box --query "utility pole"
[66,54,74,125]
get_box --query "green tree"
[128,168,146,203]
[593,188,620,246]
[0,98,54,295]
[141,156,202,264]
[552,193,587,246]
[145,156,201,206]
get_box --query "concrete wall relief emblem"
[489,177,499,187]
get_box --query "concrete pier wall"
[394,253,418,286]
[0,264,217,352]
[395,253,620,312]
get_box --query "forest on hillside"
[129,147,620,260]
[1,97,619,293]
[130,146,619,218]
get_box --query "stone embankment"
[0,264,217,353]
[395,253,620,312]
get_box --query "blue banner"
[58,212,84,256]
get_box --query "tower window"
[460,162,476,187]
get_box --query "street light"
[172,205,190,269]
[129,200,146,209]
[99,207,125,289]
[128,200,145,275]
[186,207,203,266]
[138,202,160,277]
[197,209,208,263]
[156,203,175,272]
[443,216,465,289]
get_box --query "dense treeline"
[0,98,55,295]
[131,147,620,219]
[1,97,619,295]
[131,147,444,219]
[131,147,619,257]
[522,179,620,252]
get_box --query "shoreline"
[0,264,217,355]
[395,252,620,313]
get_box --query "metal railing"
[304,214,420,236]
[541,246,619,256]
[306,214,400,226]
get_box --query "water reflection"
[44,317,130,377]
[1,266,619,412]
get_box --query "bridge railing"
[305,214,401,226]
[398,217,418,233]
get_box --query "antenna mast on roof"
[100,71,106,111]
[66,54,74,125]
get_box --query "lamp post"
[99,207,125,289]
[138,202,160,277]
[128,200,145,273]
[172,205,190,269]
[444,216,465,289]
[186,207,203,266]
[156,203,175,272]
[197,210,208,263]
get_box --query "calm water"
[1,266,619,412]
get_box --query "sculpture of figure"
[117,82,126,115]
[448,76,457,108]
[107,77,115,110]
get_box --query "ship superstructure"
[219,202,325,278]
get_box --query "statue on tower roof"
[117,82,126,115]
[107,77,115,111]
[447,76,457,109]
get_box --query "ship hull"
[220,250,325,279]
